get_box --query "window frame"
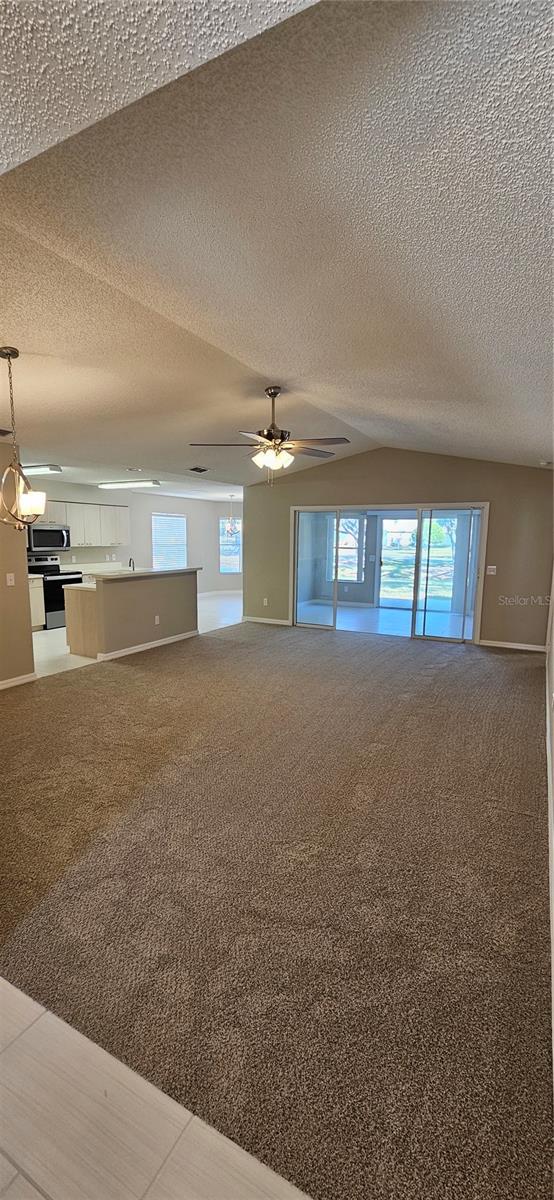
[327,515,366,583]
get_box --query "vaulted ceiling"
[2,0,314,172]
[1,0,551,489]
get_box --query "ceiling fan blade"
[293,447,335,459]
[189,443,253,447]
[286,437,350,446]
[239,431,271,443]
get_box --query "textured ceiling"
[0,222,370,485]
[1,0,314,173]
[1,0,552,485]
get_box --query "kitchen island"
[64,568,201,660]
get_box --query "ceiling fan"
[190,386,349,471]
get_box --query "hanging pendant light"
[226,493,238,536]
[0,347,46,530]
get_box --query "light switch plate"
[6,573,15,587]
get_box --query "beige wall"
[243,447,553,647]
[546,561,554,1067]
[0,444,34,684]
[95,572,198,655]
[44,481,243,592]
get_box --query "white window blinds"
[151,513,187,570]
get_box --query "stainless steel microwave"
[27,523,71,552]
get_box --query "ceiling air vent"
[190,466,208,473]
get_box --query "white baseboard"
[0,671,37,690]
[479,639,546,652]
[242,616,292,626]
[97,630,198,661]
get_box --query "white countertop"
[63,567,201,591]
[94,567,201,581]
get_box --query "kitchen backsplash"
[58,547,132,568]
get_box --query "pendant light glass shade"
[0,348,47,530]
[18,483,47,516]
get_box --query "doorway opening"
[294,505,486,642]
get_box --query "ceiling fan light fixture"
[264,447,284,470]
[193,384,348,479]
[252,445,293,471]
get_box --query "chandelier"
[0,347,46,530]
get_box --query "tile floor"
[197,590,243,635]
[0,977,309,1200]
[296,601,473,639]
[32,628,97,678]
[31,592,244,679]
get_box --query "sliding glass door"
[295,510,337,627]
[295,505,484,641]
[412,508,481,641]
[377,516,418,610]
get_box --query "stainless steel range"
[27,555,84,629]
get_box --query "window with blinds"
[151,513,187,570]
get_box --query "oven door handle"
[44,574,82,582]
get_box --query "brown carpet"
[1,624,551,1199]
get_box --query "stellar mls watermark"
[498,594,550,606]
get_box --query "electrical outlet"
[71,555,76,563]
[106,554,110,561]
[263,597,268,607]
[6,573,15,587]
[154,614,160,626]
[486,565,497,575]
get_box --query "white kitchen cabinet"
[66,502,101,547]
[100,505,117,546]
[29,578,45,629]
[45,500,67,524]
[54,501,130,549]
[83,504,101,546]
[66,502,87,546]
[114,506,130,546]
